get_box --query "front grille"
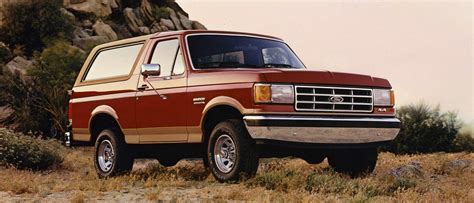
[295,85,373,112]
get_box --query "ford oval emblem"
[329,96,344,103]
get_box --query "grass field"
[0,147,473,202]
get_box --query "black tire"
[207,119,259,182]
[327,148,378,177]
[158,157,181,167]
[94,129,133,178]
[302,155,326,164]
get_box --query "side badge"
[193,97,206,105]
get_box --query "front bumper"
[243,115,400,144]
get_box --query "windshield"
[187,35,305,69]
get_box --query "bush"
[0,40,85,137]
[451,126,474,152]
[0,129,64,170]
[384,102,462,154]
[0,0,73,56]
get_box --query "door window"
[149,39,185,77]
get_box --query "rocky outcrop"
[121,0,205,35]
[5,56,34,75]
[64,0,119,17]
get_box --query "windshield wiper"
[263,63,293,68]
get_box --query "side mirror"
[141,64,161,78]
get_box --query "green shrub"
[153,6,171,19]
[383,102,462,154]
[0,0,73,56]
[0,129,64,170]
[451,127,474,152]
[0,40,85,137]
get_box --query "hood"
[262,69,392,88]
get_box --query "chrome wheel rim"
[214,134,236,173]
[98,140,114,172]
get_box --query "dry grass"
[0,147,473,202]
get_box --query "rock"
[192,21,207,30]
[85,29,94,36]
[123,8,145,34]
[72,36,109,50]
[178,12,192,30]
[64,0,119,17]
[138,26,150,35]
[0,106,13,123]
[168,8,183,30]
[5,56,34,75]
[93,20,118,41]
[0,42,12,63]
[82,20,93,28]
[73,27,90,39]
[160,18,175,30]
[139,0,155,24]
[149,22,162,33]
[389,161,424,179]
[438,159,471,174]
[60,8,75,22]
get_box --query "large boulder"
[93,20,118,41]
[64,0,119,17]
[5,56,34,75]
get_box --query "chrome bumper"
[64,131,72,147]
[243,115,400,144]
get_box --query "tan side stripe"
[71,92,137,104]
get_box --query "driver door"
[135,37,188,143]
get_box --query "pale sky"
[178,0,473,123]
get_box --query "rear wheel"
[327,148,378,177]
[94,129,134,178]
[207,119,259,182]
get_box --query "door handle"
[137,84,149,91]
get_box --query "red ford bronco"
[66,30,400,181]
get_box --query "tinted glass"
[84,43,143,81]
[187,35,305,69]
[173,47,185,75]
[150,39,179,77]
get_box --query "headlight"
[373,89,395,106]
[254,83,294,104]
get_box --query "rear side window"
[83,43,143,81]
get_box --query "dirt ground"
[0,147,473,202]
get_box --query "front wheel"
[207,119,259,182]
[327,148,378,177]
[94,129,134,178]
